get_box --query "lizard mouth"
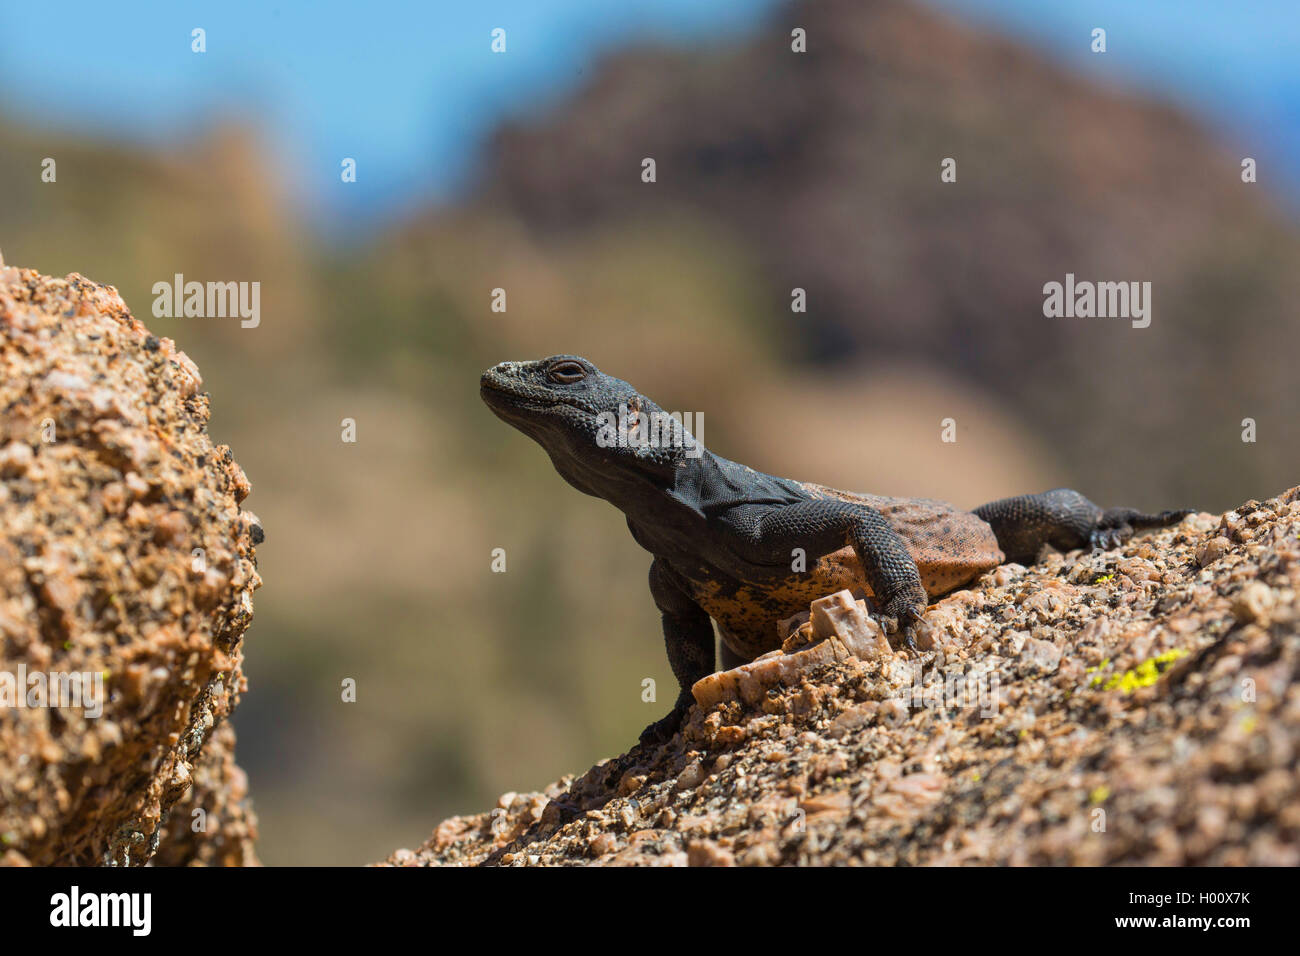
[479,371,559,416]
[480,369,591,418]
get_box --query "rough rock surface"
[0,258,261,866]
[385,489,1300,866]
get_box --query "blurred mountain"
[2,0,1297,865]
[485,0,1300,510]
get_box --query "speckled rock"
[0,259,261,866]
[692,590,890,710]
[382,489,1300,867]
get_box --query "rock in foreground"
[385,489,1300,866]
[0,260,261,866]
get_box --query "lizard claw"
[898,607,924,656]
[899,625,918,654]
[878,599,926,656]
[1090,525,1131,551]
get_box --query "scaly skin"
[480,355,1192,745]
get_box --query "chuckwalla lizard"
[481,355,1191,744]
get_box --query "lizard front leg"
[974,488,1192,565]
[842,508,931,651]
[641,559,716,746]
[733,500,930,652]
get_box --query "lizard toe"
[878,601,925,654]
[900,624,919,654]
[638,707,686,747]
[1091,526,1131,551]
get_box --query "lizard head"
[480,355,696,499]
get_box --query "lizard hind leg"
[718,640,750,670]
[973,489,1190,565]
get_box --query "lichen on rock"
[0,258,261,866]
[383,489,1300,867]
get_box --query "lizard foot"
[877,596,927,656]
[638,706,686,747]
[1091,508,1193,552]
[1089,525,1131,551]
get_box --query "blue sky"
[1,1,1297,227]
[926,0,1300,188]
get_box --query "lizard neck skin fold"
[665,449,809,519]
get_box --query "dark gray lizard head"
[480,355,697,500]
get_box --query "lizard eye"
[549,361,587,384]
